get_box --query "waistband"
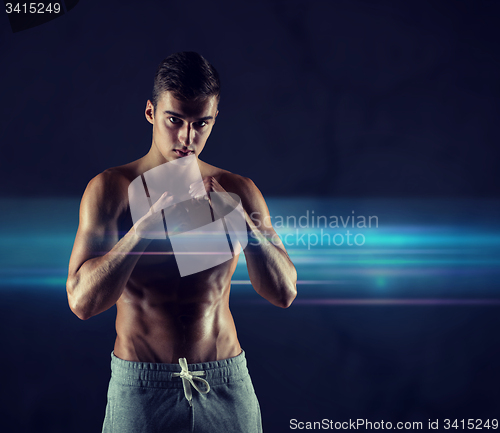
[110,350,249,389]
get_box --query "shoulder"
[81,167,132,224]
[219,172,257,196]
[200,161,255,193]
[218,172,269,221]
[199,160,265,211]
[85,167,131,202]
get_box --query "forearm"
[67,229,152,320]
[202,180,297,307]
[242,214,297,308]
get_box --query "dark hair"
[151,52,220,112]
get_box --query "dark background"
[1,1,500,432]
[1,0,500,198]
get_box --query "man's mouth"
[174,149,194,157]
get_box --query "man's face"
[145,91,219,163]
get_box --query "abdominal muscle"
[112,254,242,364]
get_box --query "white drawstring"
[172,358,211,406]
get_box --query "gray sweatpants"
[102,350,262,433]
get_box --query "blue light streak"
[1,198,499,303]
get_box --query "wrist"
[128,226,154,250]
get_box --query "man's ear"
[214,110,219,124]
[145,100,155,125]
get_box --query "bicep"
[239,178,288,254]
[68,174,122,278]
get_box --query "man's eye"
[169,117,181,124]
[196,121,207,127]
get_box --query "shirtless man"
[66,52,297,432]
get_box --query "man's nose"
[179,123,192,147]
